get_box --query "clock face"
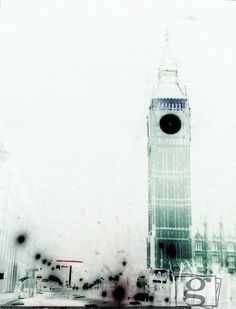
[159,114,181,134]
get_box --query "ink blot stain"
[112,286,126,302]
[94,279,101,285]
[35,253,41,260]
[47,262,51,266]
[108,276,113,281]
[48,275,62,286]
[134,293,149,302]
[56,265,60,269]
[16,234,26,245]
[114,275,119,281]
[51,267,55,271]
[101,291,107,297]
[42,259,47,264]
[164,297,169,303]
[82,282,94,290]
[122,261,127,266]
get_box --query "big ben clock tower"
[147,37,192,271]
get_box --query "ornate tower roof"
[156,34,186,99]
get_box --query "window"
[211,242,218,252]
[227,243,234,252]
[227,257,235,269]
[196,255,203,266]
[195,242,202,251]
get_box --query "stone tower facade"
[147,38,192,271]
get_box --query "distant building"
[193,221,236,274]
[0,144,17,293]
[0,145,34,293]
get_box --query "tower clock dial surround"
[159,113,181,134]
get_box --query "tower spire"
[159,32,176,73]
[157,34,185,98]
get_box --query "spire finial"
[163,31,170,60]
[159,32,176,72]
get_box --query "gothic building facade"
[193,222,236,274]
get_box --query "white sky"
[1,0,236,272]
